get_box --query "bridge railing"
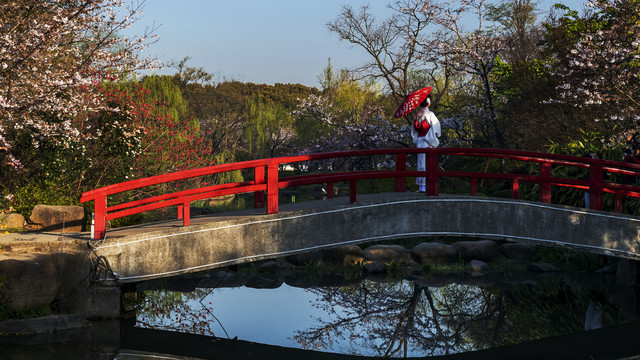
[80,147,640,239]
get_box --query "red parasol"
[393,87,432,118]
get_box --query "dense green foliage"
[2,0,640,226]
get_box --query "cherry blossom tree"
[294,76,410,172]
[428,0,508,148]
[549,0,640,132]
[0,0,158,169]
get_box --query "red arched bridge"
[81,147,640,240]
[79,147,640,283]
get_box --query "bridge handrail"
[81,147,640,239]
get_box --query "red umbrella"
[393,87,432,118]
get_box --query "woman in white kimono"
[411,95,440,192]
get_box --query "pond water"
[3,252,640,359]
[125,268,640,359]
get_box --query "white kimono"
[411,107,440,189]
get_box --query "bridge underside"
[94,194,640,283]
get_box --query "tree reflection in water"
[293,276,623,358]
[133,272,625,358]
[135,288,221,337]
[293,281,492,357]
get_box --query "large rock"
[0,254,60,310]
[285,250,322,266]
[320,245,364,267]
[363,245,415,265]
[527,262,560,272]
[0,212,24,229]
[30,205,85,233]
[412,242,459,265]
[0,252,97,315]
[453,240,500,262]
[469,259,490,273]
[363,261,388,274]
[500,243,535,261]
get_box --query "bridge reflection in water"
[118,321,640,360]
[3,316,638,359]
[3,251,640,359]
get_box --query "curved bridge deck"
[93,193,640,283]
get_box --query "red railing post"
[266,163,279,214]
[350,180,357,203]
[79,147,640,239]
[93,196,107,240]
[540,162,551,203]
[327,182,334,199]
[254,166,265,208]
[182,201,190,226]
[589,162,604,210]
[426,151,439,196]
[395,153,406,192]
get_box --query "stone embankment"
[0,205,121,336]
[1,205,85,233]
[282,239,544,276]
[137,239,568,295]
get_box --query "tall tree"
[430,0,508,148]
[0,0,157,169]
[245,96,295,159]
[327,0,446,104]
[546,0,640,136]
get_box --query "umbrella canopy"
[393,87,432,118]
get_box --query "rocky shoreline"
[0,237,619,337]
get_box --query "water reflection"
[130,268,637,358]
[3,266,640,359]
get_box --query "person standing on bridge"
[411,95,441,193]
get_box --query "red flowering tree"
[5,81,215,216]
[0,0,158,168]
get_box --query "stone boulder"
[320,245,364,267]
[527,263,560,272]
[469,259,490,273]
[0,212,24,229]
[0,254,60,311]
[30,205,85,233]
[285,250,322,266]
[412,242,459,265]
[363,261,389,274]
[500,243,536,261]
[453,240,500,262]
[363,245,415,265]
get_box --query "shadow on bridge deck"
[100,192,416,239]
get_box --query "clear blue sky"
[126,0,587,88]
